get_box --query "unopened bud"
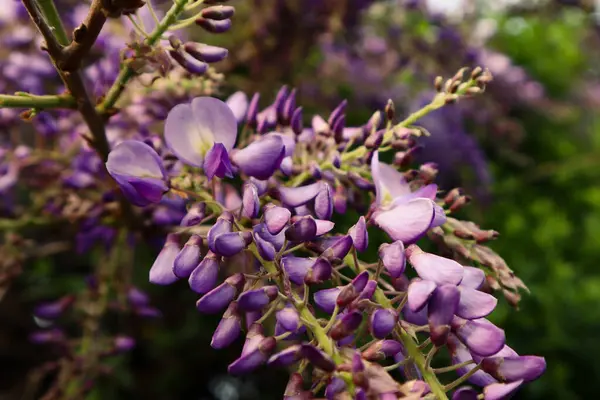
[434,76,444,92]
[385,99,395,121]
[195,17,232,33]
[470,66,483,79]
[449,195,471,213]
[444,188,462,205]
[200,5,235,20]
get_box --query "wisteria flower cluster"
[0,0,544,399]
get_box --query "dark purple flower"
[184,42,228,63]
[325,377,347,400]
[370,308,398,339]
[211,302,241,349]
[173,234,203,278]
[188,252,220,294]
[106,140,168,207]
[337,270,370,307]
[196,17,232,33]
[149,234,180,285]
[314,183,333,219]
[204,143,234,180]
[282,256,332,285]
[196,273,244,313]
[268,344,302,367]
[237,286,279,312]
[285,216,318,242]
[180,203,206,227]
[300,344,336,372]
[164,97,237,168]
[245,93,260,127]
[278,182,323,207]
[213,231,252,257]
[429,284,460,346]
[330,310,363,341]
[207,213,233,253]
[314,287,341,314]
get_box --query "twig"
[0,93,76,109]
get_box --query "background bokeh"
[1,0,599,399]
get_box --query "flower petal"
[373,198,436,244]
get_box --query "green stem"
[35,0,69,45]
[433,360,476,374]
[373,289,448,400]
[0,93,76,109]
[96,0,190,114]
[443,364,482,392]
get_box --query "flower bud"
[336,270,370,307]
[196,273,245,314]
[328,100,348,128]
[211,302,241,349]
[149,234,180,285]
[348,216,368,252]
[300,344,336,372]
[451,316,505,356]
[332,115,346,143]
[268,344,302,367]
[451,387,478,400]
[370,308,398,339]
[379,241,406,279]
[183,42,228,63]
[291,107,303,135]
[481,356,546,383]
[330,310,363,341]
[195,17,232,33]
[173,235,203,278]
[362,340,403,361]
[200,5,235,20]
[237,286,279,312]
[241,183,260,219]
[245,92,260,128]
[169,49,208,75]
[363,110,382,136]
[483,380,523,400]
[33,295,75,320]
[282,88,297,125]
[180,203,206,227]
[285,216,318,242]
[228,336,276,375]
[333,184,347,214]
[385,99,395,121]
[188,252,220,294]
[314,182,333,220]
[314,287,341,314]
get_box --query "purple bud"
[305,257,332,284]
[322,235,352,261]
[180,203,206,227]
[127,287,149,308]
[276,304,301,332]
[328,100,348,128]
[214,231,252,257]
[284,373,307,399]
[330,310,363,341]
[33,296,74,320]
[315,219,335,236]
[337,270,370,307]
[456,286,498,320]
[188,252,220,294]
[483,380,523,400]
[250,177,268,195]
[195,17,232,33]
[29,328,65,344]
[254,232,277,261]
[300,344,336,372]
[314,287,341,314]
[285,216,318,242]
[169,49,208,74]
[332,115,346,143]
[452,317,506,356]
[370,309,398,339]
[452,387,478,400]
[282,89,297,124]
[264,204,291,235]
[282,256,331,285]
[363,111,382,136]
[428,284,460,347]
[237,286,279,312]
[200,5,235,20]
[268,344,302,367]
[406,245,464,286]
[173,235,203,278]
[232,135,285,180]
[314,183,333,219]
[196,273,245,313]
[228,336,276,375]
[407,279,437,312]
[184,42,228,63]
[349,216,368,252]
[211,302,241,349]
[481,356,546,383]
[207,213,233,253]
[325,377,347,400]
[204,143,234,180]
[274,86,289,124]
[241,183,260,219]
[246,93,260,128]
[362,340,404,361]
[114,336,136,353]
[352,352,368,389]
[379,241,406,279]
[357,280,377,302]
[291,107,303,135]
[149,234,180,285]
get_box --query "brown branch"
[20,0,65,57]
[59,0,108,71]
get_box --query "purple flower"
[428,284,460,346]
[267,344,302,367]
[173,235,203,278]
[300,344,336,372]
[188,252,220,294]
[451,317,506,357]
[149,234,180,285]
[164,97,237,168]
[370,308,398,339]
[204,143,234,180]
[226,91,248,123]
[196,273,245,314]
[337,270,370,307]
[407,279,437,312]
[237,286,279,312]
[483,380,523,400]
[481,356,546,383]
[264,204,291,234]
[406,245,464,286]
[211,302,242,349]
[282,256,332,285]
[314,287,341,314]
[228,336,276,375]
[362,340,404,361]
[106,140,168,207]
[231,135,285,180]
[285,216,318,242]
[330,310,363,341]
[349,216,368,252]
[456,285,498,320]
[278,182,323,207]
[241,183,260,218]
